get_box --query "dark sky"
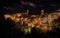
[0,0,60,15]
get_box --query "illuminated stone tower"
[27,9,29,14]
[41,10,44,15]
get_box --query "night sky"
[0,0,60,14]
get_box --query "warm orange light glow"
[4,12,60,33]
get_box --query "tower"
[41,10,44,15]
